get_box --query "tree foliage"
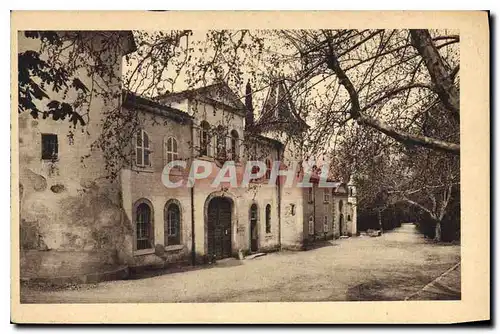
[18,29,461,234]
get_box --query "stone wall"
[18,32,133,278]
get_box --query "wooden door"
[250,204,258,252]
[207,198,232,259]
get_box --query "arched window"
[230,130,239,161]
[265,159,272,179]
[164,137,178,165]
[165,201,181,245]
[265,204,271,233]
[308,216,314,235]
[135,200,153,250]
[200,121,210,156]
[135,129,151,167]
[348,214,351,221]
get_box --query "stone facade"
[18,33,357,278]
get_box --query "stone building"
[18,32,357,281]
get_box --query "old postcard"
[11,10,489,323]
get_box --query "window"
[165,202,181,245]
[230,130,239,161]
[135,200,153,250]
[324,189,330,203]
[265,159,272,179]
[348,214,351,221]
[265,204,271,233]
[200,121,210,156]
[164,137,178,165]
[350,188,354,197]
[339,200,344,212]
[135,129,151,167]
[41,134,58,160]
[215,125,226,158]
[290,203,295,216]
[308,188,313,203]
[308,216,314,235]
[323,216,328,232]
[250,204,258,221]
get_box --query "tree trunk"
[434,221,442,242]
[378,209,383,234]
[409,29,460,120]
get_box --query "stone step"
[245,252,266,260]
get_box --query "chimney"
[245,80,254,129]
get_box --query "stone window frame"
[133,198,154,252]
[164,199,182,246]
[135,129,152,168]
[199,121,211,157]
[164,136,179,166]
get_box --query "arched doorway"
[250,204,259,252]
[207,197,232,259]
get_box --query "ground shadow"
[127,258,244,280]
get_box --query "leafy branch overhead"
[18,28,460,240]
[18,31,112,127]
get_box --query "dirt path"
[20,223,460,303]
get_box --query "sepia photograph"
[10,10,489,323]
